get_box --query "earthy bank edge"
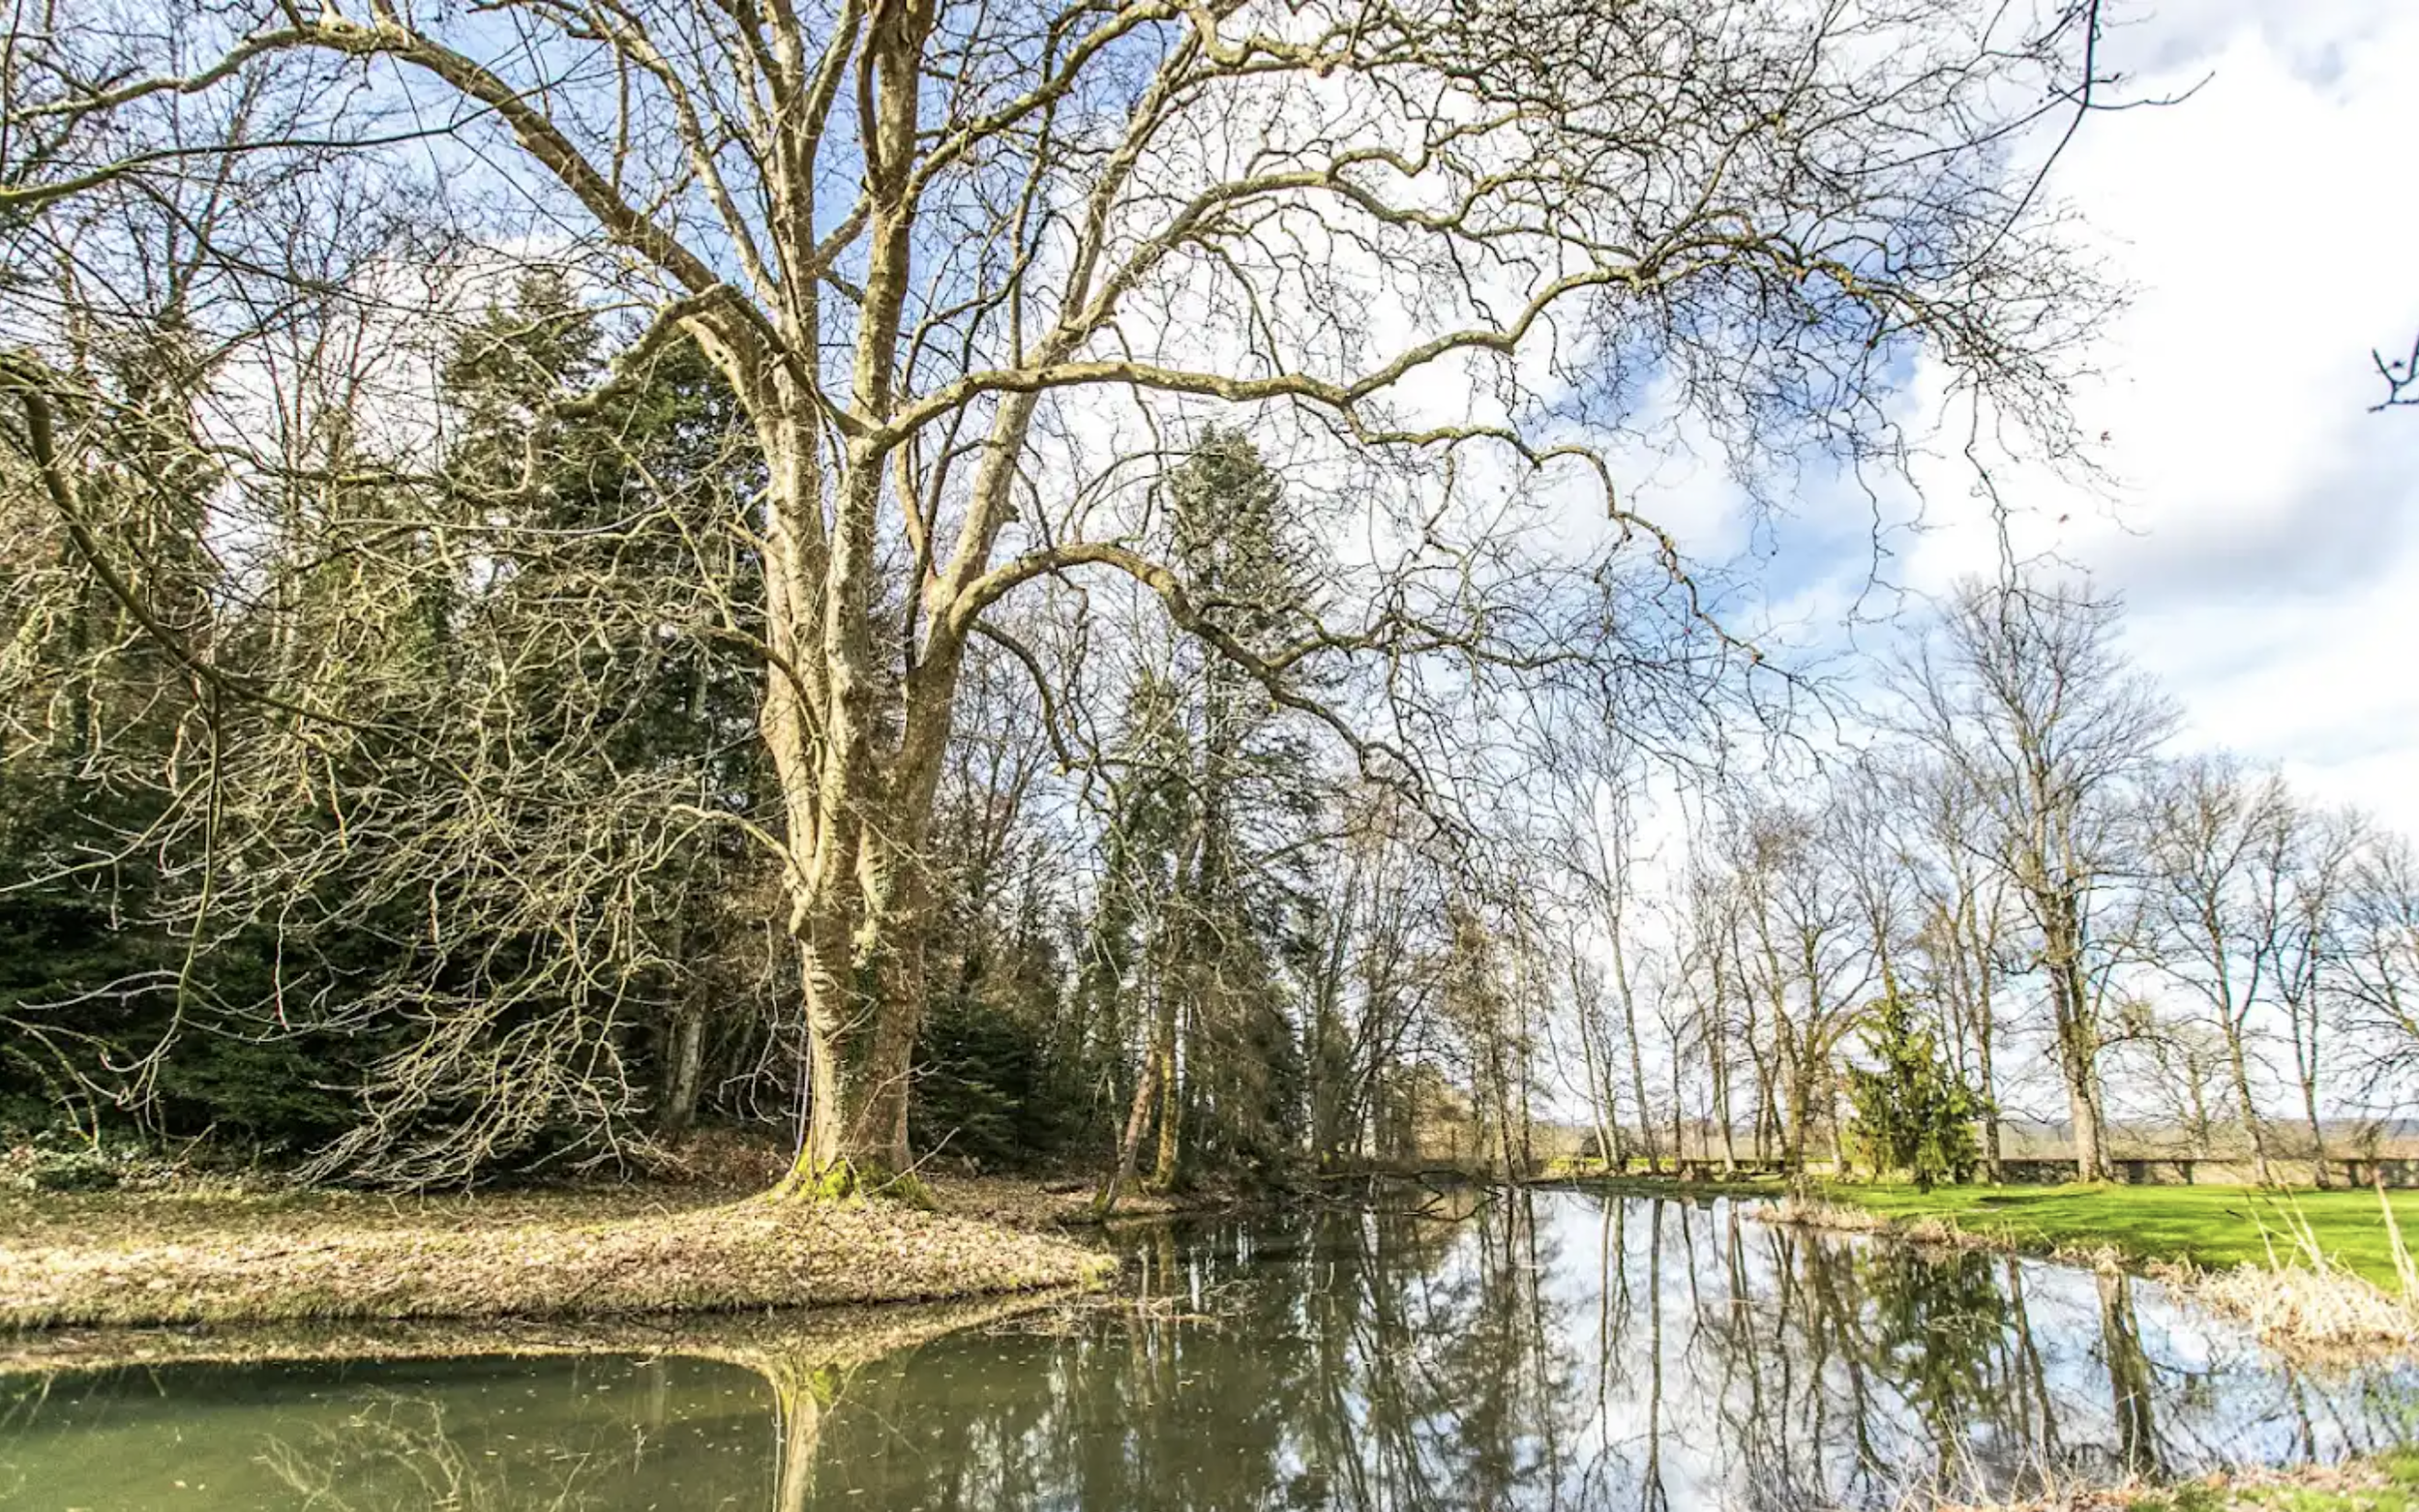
[0,1178,1130,1336]
[1734,1188,2419,1357]
[0,1288,1067,1378]
[1558,1175,2419,1287]
[1802,1182,2419,1290]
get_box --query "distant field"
[1819,1182,2419,1289]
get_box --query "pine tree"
[1844,993,1985,1190]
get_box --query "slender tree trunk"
[1579,1012,1621,1171]
[1975,991,2002,1183]
[1710,996,1739,1174]
[1606,928,1657,1174]
[659,1000,706,1136]
[2301,1070,2332,1189]
[1752,1052,1777,1166]
[1494,1037,1522,1186]
[1096,1047,1161,1216]
[1150,819,1206,1192]
[1625,1004,1657,1175]
[2223,1028,2272,1185]
[1668,1054,1685,1173]
[1150,988,1180,1190]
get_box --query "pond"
[5,1189,2414,1510]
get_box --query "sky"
[1730,0,2419,832]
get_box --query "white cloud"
[1895,0,2419,830]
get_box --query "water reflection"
[5,1191,2413,1511]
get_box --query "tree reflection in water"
[796,1190,2411,1510]
[5,1191,2412,1511]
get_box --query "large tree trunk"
[764,1359,825,1512]
[2098,1272,2160,1477]
[773,839,936,1193]
[2058,1013,2109,1184]
[2044,894,2110,1183]
[1781,1033,1815,1186]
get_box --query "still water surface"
[5,1190,2414,1510]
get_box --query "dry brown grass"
[1930,1451,2419,1509]
[1748,1196,2008,1257]
[2178,1260,2419,1355]
[0,1181,1113,1333]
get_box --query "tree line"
[11,289,2415,1194]
[0,0,2274,1196]
[1524,578,2419,1189]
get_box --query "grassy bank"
[1956,1451,2419,1510]
[2147,1450,2419,1510]
[1808,1182,2419,1290]
[0,1180,1113,1332]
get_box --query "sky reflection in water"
[6,1190,2414,1510]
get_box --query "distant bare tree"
[1894,752,2020,1180]
[2338,833,2419,1107]
[1727,794,1869,1181]
[2275,806,2365,1184]
[1899,577,2177,1182]
[1549,740,1663,1174]
[2143,754,2292,1183]
[1676,854,1747,1173]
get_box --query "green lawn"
[1812,1181,2419,1290]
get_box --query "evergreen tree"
[1844,993,1985,1190]
[1160,430,1321,1179]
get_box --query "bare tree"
[2338,832,2419,1111]
[7,0,2108,1187]
[1677,853,1746,1173]
[1547,739,1664,1173]
[1895,752,2019,1179]
[1727,795,1869,1181]
[1899,577,2176,1182]
[2275,806,2365,1184]
[2143,754,2292,1183]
